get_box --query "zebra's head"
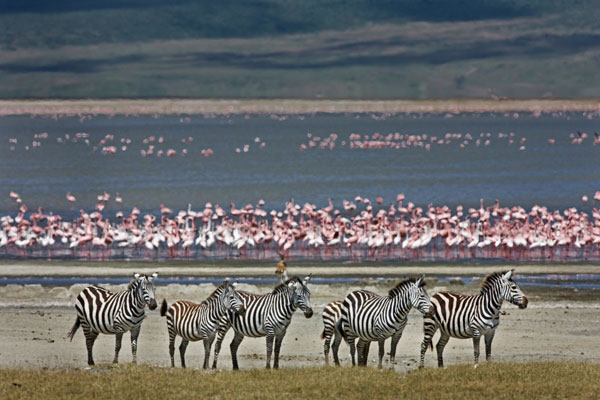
[220,280,245,316]
[409,276,433,317]
[499,270,528,309]
[133,272,158,310]
[289,275,313,318]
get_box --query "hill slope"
[1,0,599,98]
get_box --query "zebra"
[67,272,158,366]
[160,279,245,369]
[321,300,344,366]
[338,276,433,368]
[211,275,313,370]
[419,269,528,369]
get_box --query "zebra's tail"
[67,317,80,341]
[160,298,168,317]
[320,330,325,340]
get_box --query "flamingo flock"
[2,192,600,261]
[299,130,600,152]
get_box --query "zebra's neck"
[388,291,412,317]
[479,284,504,313]
[127,281,147,312]
[273,288,297,316]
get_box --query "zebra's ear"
[151,272,158,280]
[503,270,513,281]
[303,274,312,285]
[133,273,141,280]
[416,275,426,287]
[232,280,239,288]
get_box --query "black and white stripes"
[338,276,433,367]
[212,275,313,370]
[160,279,245,368]
[419,269,528,368]
[321,300,344,366]
[67,272,158,366]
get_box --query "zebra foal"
[338,276,433,368]
[419,269,528,368]
[212,275,313,370]
[160,279,245,369]
[67,272,158,366]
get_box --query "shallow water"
[1,112,599,217]
[2,273,599,289]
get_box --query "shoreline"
[1,98,599,116]
[1,261,599,277]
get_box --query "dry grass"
[1,362,599,400]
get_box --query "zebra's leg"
[435,332,450,368]
[203,335,216,369]
[230,331,245,370]
[377,339,385,369]
[168,332,176,367]
[211,325,229,369]
[323,332,332,366]
[484,330,496,362]
[130,326,141,364]
[179,339,189,368]
[389,321,407,366]
[356,339,370,367]
[472,333,481,368]
[113,333,123,364]
[83,328,98,366]
[419,319,438,369]
[273,332,286,369]
[347,335,356,366]
[331,331,342,366]
[265,331,275,369]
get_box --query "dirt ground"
[1,264,599,371]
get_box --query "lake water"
[1,111,599,261]
[2,112,599,216]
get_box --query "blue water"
[1,112,599,218]
[2,274,599,289]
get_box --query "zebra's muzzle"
[518,296,528,309]
[303,307,314,318]
[148,299,158,310]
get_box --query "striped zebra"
[338,276,433,368]
[321,300,344,366]
[419,269,528,368]
[67,272,158,366]
[160,279,245,369]
[211,275,313,370]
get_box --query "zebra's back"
[166,300,216,342]
[342,290,399,340]
[228,291,272,337]
[428,291,479,338]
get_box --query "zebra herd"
[67,269,528,369]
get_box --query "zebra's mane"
[480,271,510,294]
[388,278,418,297]
[127,277,141,291]
[272,277,302,294]
[202,281,228,305]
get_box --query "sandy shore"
[1,261,599,371]
[1,99,600,116]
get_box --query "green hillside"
[1,0,599,99]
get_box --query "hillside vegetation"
[1,0,599,98]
